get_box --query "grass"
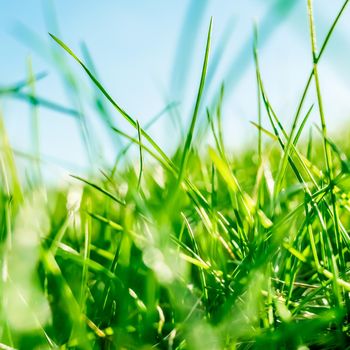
[1,1,350,349]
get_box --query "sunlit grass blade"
[70,174,126,205]
[275,0,349,199]
[49,33,171,167]
[177,18,212,185]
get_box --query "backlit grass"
[1,1,350,349]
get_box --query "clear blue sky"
[1,0,350,176]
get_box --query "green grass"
[1,1,350,349]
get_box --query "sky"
[1,0,350,178]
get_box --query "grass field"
[1,1,350,349]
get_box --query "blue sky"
[1,0,350,176]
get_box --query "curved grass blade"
[49,33,171,167]
[112,101,178,172]
[71,174,126,206]
[177,18,212,185]
[274,0,349,198]
[111,127,176,175]
[136,120,143,190]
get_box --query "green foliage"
[1,1,350,349]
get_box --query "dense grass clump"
[1,1,350,349]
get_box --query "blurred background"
[0,0,350,179]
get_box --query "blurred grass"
[1,1,350,349]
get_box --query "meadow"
[1,1,350,349]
